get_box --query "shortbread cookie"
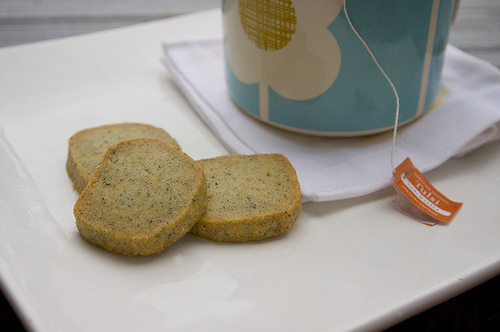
[66,123,180,193]
[74,138,206,256]
[191,154,302,242]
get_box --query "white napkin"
[161,36,500,202]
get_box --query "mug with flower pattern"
[223,0,457,136]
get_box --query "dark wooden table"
[1,0,499,331]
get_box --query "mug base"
[232,86,448,138]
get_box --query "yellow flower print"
[224,0,343,119]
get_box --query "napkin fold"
[161,36,500,202]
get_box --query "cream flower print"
[224,0,343,119]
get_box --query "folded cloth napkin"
[161,36,500,202]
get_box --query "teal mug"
[223,0,458,136]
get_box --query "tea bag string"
[343,0,401,173]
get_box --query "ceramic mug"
[222,0,457,136]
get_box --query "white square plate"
[1,10,499,332]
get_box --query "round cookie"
[66,123,180,193]
[74,138,206,256]
[191,154,302,242]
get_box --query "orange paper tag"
[393,158,463,225]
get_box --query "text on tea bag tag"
[392,158,463,225]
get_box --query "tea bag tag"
[392,158,463,226]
